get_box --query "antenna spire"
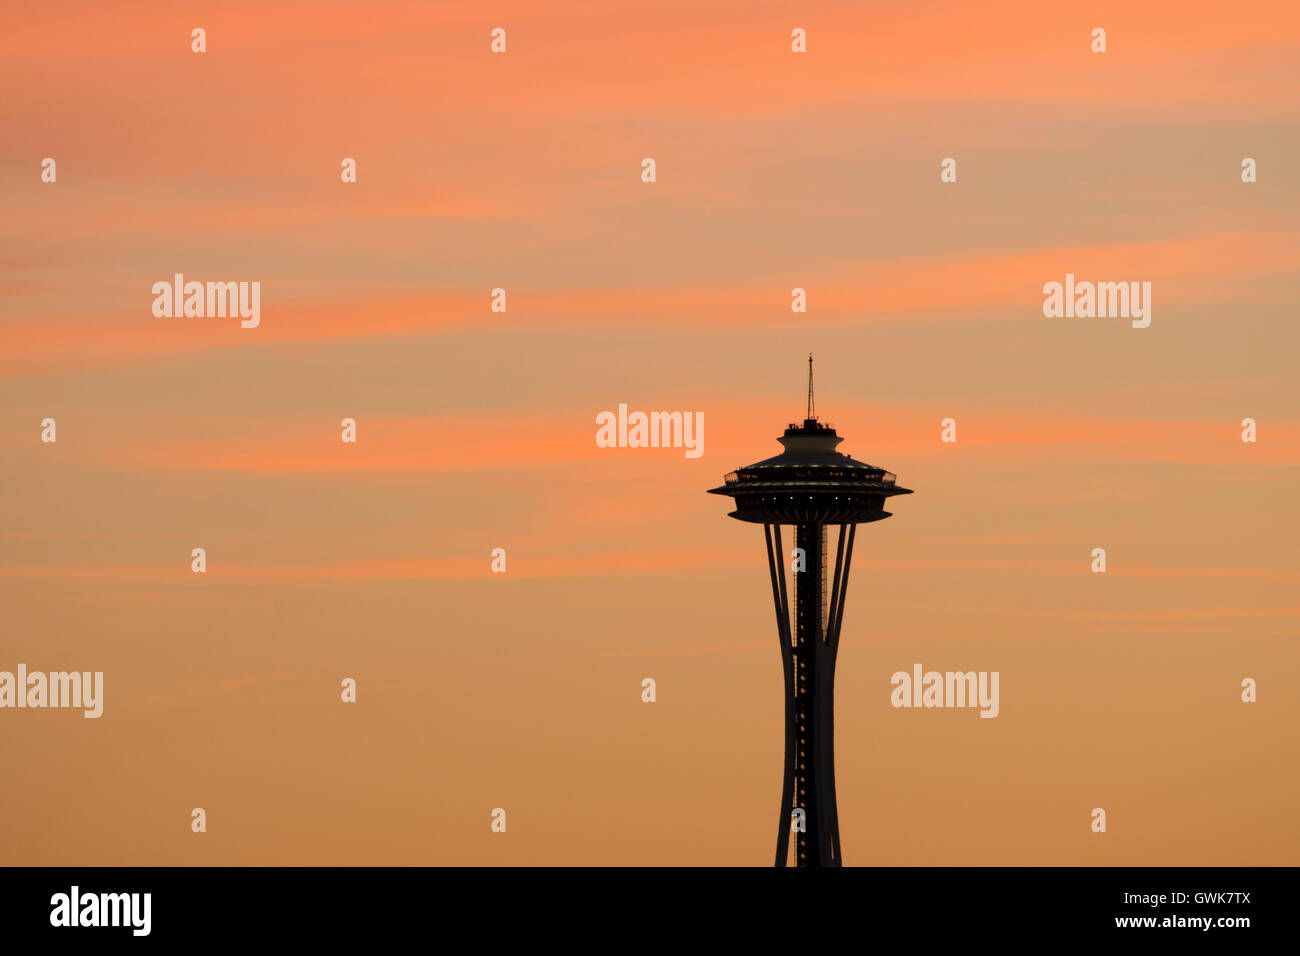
[807,353,815,421]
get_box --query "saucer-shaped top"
[707,419,911,524]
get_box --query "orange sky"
[1,0,1298,866]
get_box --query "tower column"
[789,522,843,867]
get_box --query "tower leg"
[764,524,795,867]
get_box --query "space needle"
[707,357,912,867]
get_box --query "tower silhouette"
[707,357,912,867]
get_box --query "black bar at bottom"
[0,866,1286,943]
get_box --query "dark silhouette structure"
[707,357,912,867]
